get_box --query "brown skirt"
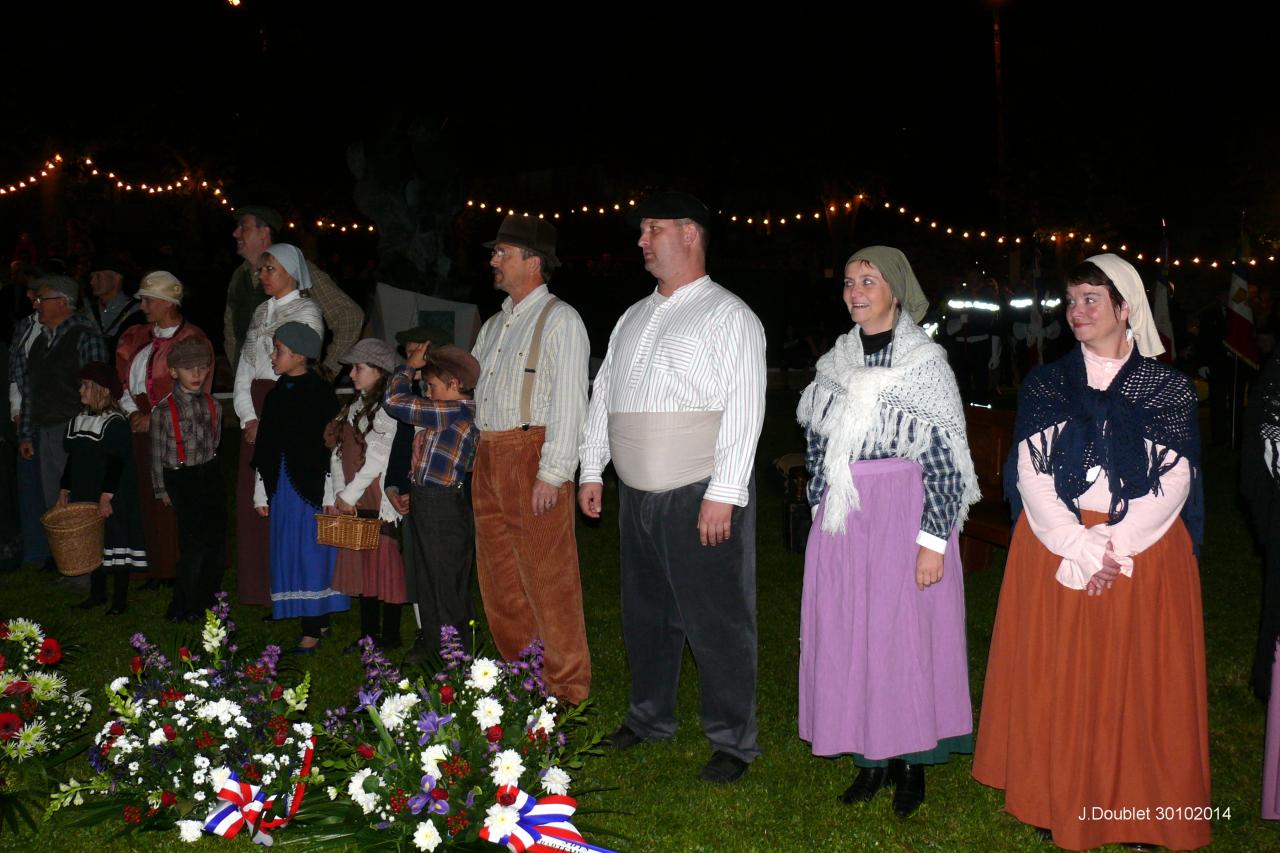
[331,532,408,603]
[972,512,1210,850]
[235,379,274,607]
[131,431,179,579]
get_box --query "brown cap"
[427,345,480,390]
[167,338,212,370]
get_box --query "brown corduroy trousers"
[472,427,591,704]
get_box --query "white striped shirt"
[579,275,766,506]
[471,285,590,486]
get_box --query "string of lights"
[0,152,375,237]
[464,194,1273,271]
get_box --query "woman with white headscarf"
[233,243,324,609]
[973,255,1210,850]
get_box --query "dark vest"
[28,324,89,428]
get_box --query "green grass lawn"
[4,390,1279,851]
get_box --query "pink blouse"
[1016,342,1191,589]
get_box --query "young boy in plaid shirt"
[383,343,480,664]
[150,337,224,622]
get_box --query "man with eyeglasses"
[224,205,363,381]
[18,275,109,537]
[468,215,591,705]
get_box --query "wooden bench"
[960,405,1015,573]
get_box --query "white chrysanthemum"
[294,722,314,739]
[378,693,421,731]
[148,728,169,747]
[260,752,276,767]
[193,791,206,802]
[466,658,500,692]
[490,749,525,788]
[7,617,42,642]
[421,743,449,778]
[541,766,571,796]
[397,678,412,690]
[177,819,204,843]
[472,697,502,729]
[195,698,242,725]
[347,768,381,814]
[109,676,129,693]
[526,706,556,736]
[483,803,520,839]
[261,773,274,786]
[193,755,210,769]
[223,727,238,740]
[413,819,442,851]
[209,766,232,790]
[28,671,66,701]
[233,715,250,728]
[128,761,140,773]
[191,770,206,787]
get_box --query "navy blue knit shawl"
[1003,344,1203,548]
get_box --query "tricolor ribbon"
[478,786,616,853]
[202,736,316,846]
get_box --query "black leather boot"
[891,760,925,818]
[838,765,891,804]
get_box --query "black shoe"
[1034,827,1053,843]
[891,761,925,818]
[604,724,650,751]
[381,636,403,652]
[138,578,161,591]
[401,638,433,667]
[105,604,128,616]
[699,751,749,784]
[838,766,891,804]
[75,596,107,610]
[261,613,276,622]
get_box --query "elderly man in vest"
[18,275,109,518]
[116,271,215,596]
[224,205,364,381]
[579,191,767,784]
[471,216,591,705]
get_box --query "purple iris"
[408,793,430,815]
[355,686,383,712]
[416,711,455,745]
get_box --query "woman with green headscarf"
[796,246,981,818]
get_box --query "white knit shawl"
[796,314,981,535]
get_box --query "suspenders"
[167,393,218,465]
[518,295,559,429]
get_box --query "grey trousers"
[36,421,69,510]
[618,476,761,763]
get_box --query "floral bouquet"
[289,626,613,852]
[0,617,92,832]
[48,594,320,845]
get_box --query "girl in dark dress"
[59,362,147,614]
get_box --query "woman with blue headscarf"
[973,254,1209,850]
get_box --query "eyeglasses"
[257,264,277,274]
[33,295,67,306]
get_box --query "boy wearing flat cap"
[150,337,225,622]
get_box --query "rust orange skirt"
[972,511,1211,850]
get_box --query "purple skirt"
[1265,639,1280,819]
[798,457,973,759]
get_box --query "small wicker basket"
[315,512,381,551]
[41,502,105,576]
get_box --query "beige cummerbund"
[608,411,723,492]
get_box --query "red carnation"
[3,680,30,696]
[129,655,143,675]
[270,684,284,700]
[0,712,21,740]
[431,786,449,801]
[163,724,177,741]
[356,743,376,760]
[178,646,191,662]
[0,622,9,639]
[485,725,503,743]
[160,791,176,808]
[497,788,517,806]
[35,637,62,665]
[439,685,455,705]
[109,721,125,737]
[273,732,286,746]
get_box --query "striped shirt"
[471,285,589,487]
[383,366,478,487]
[804,341,965,552]
[579,275,766,507]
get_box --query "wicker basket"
[41,502,105,576]
[315,512,381,551]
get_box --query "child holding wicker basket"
[324,338,408,653]
[58,362,148,615]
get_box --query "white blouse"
[329,404,401,523]
[233,290,324,427]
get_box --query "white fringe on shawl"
[796,313,981,535]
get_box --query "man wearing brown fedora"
[470,215,591,704]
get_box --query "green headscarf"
[845,246,929,323]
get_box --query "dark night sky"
[7,0,1280,261]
